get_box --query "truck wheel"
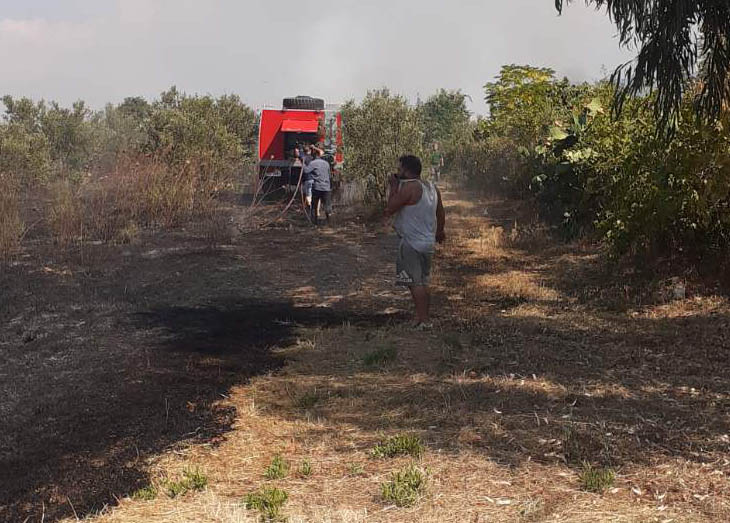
[283,96,325,110]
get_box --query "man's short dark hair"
[399,155,422,178]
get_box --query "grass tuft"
[264,455,289,480]
[579,462,616,493]
[348,462,365,476]
[297,459,312,478]
[381,463,428,507]
[131,485,158,501]
[372,434,425,459]
[184,467,209,490]
[294,390,320,410]
[361,343,398,367]
[164,467,208,498]
[518,498,545,520]
[244,487,289,521]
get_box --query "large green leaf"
[549,126,569,141]
[586,98,604,117]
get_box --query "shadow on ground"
[249,192,730,479]
[1,288,406,522]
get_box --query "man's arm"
[435,187,446,243]
[385,178,421,217]
[384,176,407,217]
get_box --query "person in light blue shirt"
[303,146,332,225]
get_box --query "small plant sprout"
[298,459,312,477]
[264,455,289,480]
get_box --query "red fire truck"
[257,96,343,188]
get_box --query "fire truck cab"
[257,96,343,189]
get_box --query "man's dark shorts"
[396,241,433,287]
[312,189,332,214]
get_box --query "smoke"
[0,0,632,114]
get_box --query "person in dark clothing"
[295,146,314,207]
[303,147,332,225]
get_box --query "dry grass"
[48,180,84,246]
[27,187,730,523]
[44,155,231,248]
[0,175,24,260]
[80,317,730,521]
[477,270,561,302]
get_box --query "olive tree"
[556,0,730,131]
[419,89,471,146]
[342,89,424,204]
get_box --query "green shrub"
[458,62,730,259]
[244,487,289,521]
[147,87,257,178]
[380,464,428,507]
[1,89,257,186]
[0,122,51,184]
[372,434,425,459]
[342,89,424,205]
[451,137,530,195]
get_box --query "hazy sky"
[0,0,633,115]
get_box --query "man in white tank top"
[384,155,446,329]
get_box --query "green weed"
[372,434,425,459]
[131,485,158,501]
[295,391,320,410]
[298,459,312,478]
[348,462,365,476]
[381,464,428,507]
[362,344,398,367]
[184,467,208,490]
[164,467,208,498]
[264,455,289,480]
[165,480,187,498]
[579,462,616,493]
[244,487,289,521]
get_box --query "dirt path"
[2,189,730,522]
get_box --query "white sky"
[0,0,633,115]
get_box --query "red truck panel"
[258,109,324,161]
[335,112,343,164]
[281,119,319,133]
